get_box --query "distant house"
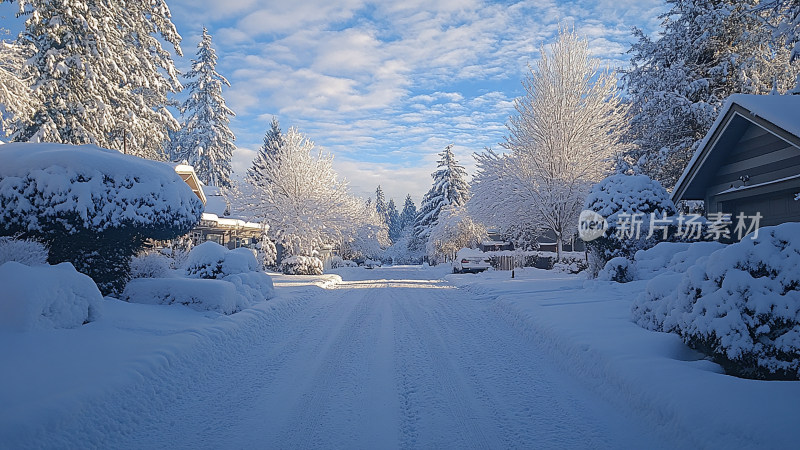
[672,94,800,227]
[479,229,514,252]
[174,164,265,249]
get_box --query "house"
[174,164,265,249]
[671,94,800,227]
[479,228,514,252]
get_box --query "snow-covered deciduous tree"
[11,0,183,159]
[426,205,486,264]
[0,40,36,135]
[340,200,390,262]
[235,127,366,259]
[479,28,628,259]
[248,116,284,187]
[623,0,800,188]
[171,28,235,187]
[413,144,470,252]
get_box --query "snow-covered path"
[102,267,673,449]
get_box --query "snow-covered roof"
[672,94,800,202]
[201,213,263,232]
[173,163,207,205]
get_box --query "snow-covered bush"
[130,251,174,279]
[281,255,323,275]
[122,278,240,314]
[597,256,634,282]
[0,261,103,331]
[632,224,800,380]
[125,243,275,314]
[583,174,676,277]
[184,242,260,279]
[0,236,48,266]
[553,254,589,274]
[256,234,278,270]
[0,143,203,295]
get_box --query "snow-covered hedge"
[281,255,323,275]
[632,224,800,380]
[0,143,203,294]
[122,278,240,314]
[124,243,275,314]
[583,174,676,277]
[0,236,49,266]
[0,261,103,331]
[184,242,260,279]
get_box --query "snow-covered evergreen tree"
[413,144,470,250]
[374,185,389,226]
[171,28,235,187]
[248,117,284,187]
[400,194,417,231]
[386,198,402,243]
[0,40,35,135]
[11,0,182,159]
[623,0,799,188]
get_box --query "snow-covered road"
[99,267,674,449]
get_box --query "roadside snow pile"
[123,242,274,314]
[0,261,103,331]
[0,236,48,266]
[632,223,800,380]
[281,255,323,275]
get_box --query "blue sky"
[1,0,666,204]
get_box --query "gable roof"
[671,94,800,202]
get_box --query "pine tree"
[171,27,235,187]
[374,185,389,225]
[413,144,470,247]
[248,117,284,186]
[386,198,402,243]
[0,40,35,135]
[12,0,183,159]
[400,194,417,230]
[623,0,799,189]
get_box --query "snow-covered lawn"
[1,265,797,448]
[449,267,800,448]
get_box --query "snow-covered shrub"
[0,261,103,331]
[583,174,676,277]
[0,236,48,266]
[184,242,260,279]
[597,256,634,282]
[632,241,725,281]
[122,278,239,314]
[223,272,275,306]
[256,234,277,269]
[281,255,323,275]
[553,255,588,274]
[0,143,203,295]
[130,251,173,279]
[328,256,346,269]
[633,224,800,380]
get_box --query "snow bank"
[0,261,103,331]
[222,272,275,306]
[632,224,800,379]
